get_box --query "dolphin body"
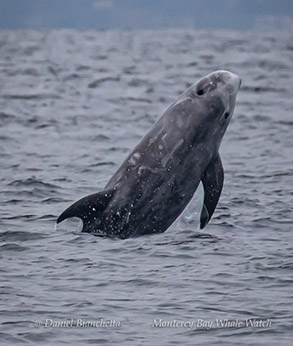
[57,70,241,239]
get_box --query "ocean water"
[0,29,292,345]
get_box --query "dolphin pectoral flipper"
[200,153,224,229]
[57,188,115,225]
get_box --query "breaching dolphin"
[57,70,241,239]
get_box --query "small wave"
[2,214,36,221]
[41,197,65,203]
[252,114,272,121]
[22,67,39,76]
[47,65,61,76]
[0,112,16,126]
[76,64,91,71]
[105,146,129,153]
[63,73,82,81]
[88,76,120,88]
[2,214,56,222]
[35,214,56,220]
[132,113,157,123]
[128,78,148,87]
[123,65,137,74]
[108,96,152,104]
[6,178,60,201]
[8,178,58,190]
[91,134,110,141]
[154,232,219,246]
[2,93,61,100]
[241,86,286,93]
[259,60,289,71]
[2,199,23,204]
[124,96,152,103]
[89,161,115,167]
[0,243,28,252]
[273,120,293,126]
[0,231,45,242]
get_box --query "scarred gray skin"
[57,70,241,239]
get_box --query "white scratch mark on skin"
[129,151,141,165]
[162,138,184,168]
[149,137,156,146]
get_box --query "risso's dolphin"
[57,70,241,239]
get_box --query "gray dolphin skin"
[57,70,241,239]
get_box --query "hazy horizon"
[0,0,292,31]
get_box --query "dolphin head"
[171,70,241,129]
[169,70,241,146]
[190,70,241,125]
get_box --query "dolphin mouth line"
[220,106,231,121]
[224,110,230,119]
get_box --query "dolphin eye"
[224,111,230,119]
[197,89,204,96]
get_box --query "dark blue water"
[0,29,292,345]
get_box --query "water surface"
[0,29,292,345]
